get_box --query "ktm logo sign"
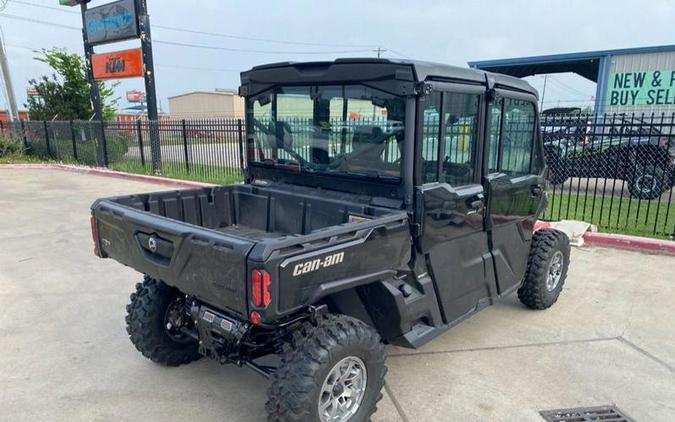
[92,48,143,80]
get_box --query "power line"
[0,13,376,55]
[8,0,378,49]
[153,39,373,55]
[547,75,593,97]
[0,12,80,30]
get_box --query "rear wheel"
[518,229,570,310]
[266,314,386,422]
[125,276,200,366]
[627,164,668,200]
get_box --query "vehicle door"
[484,92,546,294]
[416,84,498,324]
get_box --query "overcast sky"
[1,0,674,113]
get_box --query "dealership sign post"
[63,0,160,172]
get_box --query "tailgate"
[92,200,254,316]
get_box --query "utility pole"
[539,74,548,112]
[0,28,19,121]
[374,47,386,58]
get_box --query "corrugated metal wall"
[605,51,675,115]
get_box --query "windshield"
[246,85,406,181]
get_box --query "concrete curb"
[3,163,673,254]
[0,163,214,189]
[582,232,675,255]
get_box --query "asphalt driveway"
[1,168,674,421]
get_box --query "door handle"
[531,184,543,197]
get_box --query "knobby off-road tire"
[627,164,668,200]
[518,229,570,310]
[266,314,386,422]
[125,276,201,366]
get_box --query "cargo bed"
[91,183,408,317]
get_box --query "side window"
[500,98,537,177]
[488,98,503,173]
[442,93,480,186]
[421,92,442,183]
[421,91,480,185]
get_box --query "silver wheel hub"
[318,356,367,422]
[546,250,564,292]
[635,174,657,193]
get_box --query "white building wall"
[605,51,675,116]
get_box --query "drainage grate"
[539,405,634,422]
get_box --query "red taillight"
[251,269,271,308]
[90,215,101,257]
[250,311,262,325]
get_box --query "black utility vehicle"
[91,59,570,422]
[543,115,675,199]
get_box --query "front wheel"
[266,314,386,422]
[518,229,570,310]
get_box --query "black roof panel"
[241,58,537,97]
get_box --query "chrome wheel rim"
[546,251,564,292]
[318,356,368,422]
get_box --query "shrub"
[0,139,24,157]
[28,132,130,166]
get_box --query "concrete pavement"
[1,168,673,421]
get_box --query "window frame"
[487,89,542,178]
[417,82,486,187]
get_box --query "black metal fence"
[2,113,674,238]
[2,119,246,184]
[540,113,674,238]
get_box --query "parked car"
[91,59,570,422]
[542,115,675,199]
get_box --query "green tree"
[26,48,118,121]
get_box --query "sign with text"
[607,70,675,107]
[126,90,145,103]
[85,0,139,45]
[92,48,144,80]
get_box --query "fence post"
[149,120,161,174]
[43,121,52,158]
[181,119,190,173]
[136,119,145,167]
[99,121,109,167]
[20,119,28,151]
[237,119,245,175]
[70,120,78,161]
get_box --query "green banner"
[606,70,675,106]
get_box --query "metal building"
[168,90,245,119]
[469,44,675,115]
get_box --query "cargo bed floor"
[213,225,289,241]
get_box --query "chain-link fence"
[2,113,674,238]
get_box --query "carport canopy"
[468,51,604,82]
